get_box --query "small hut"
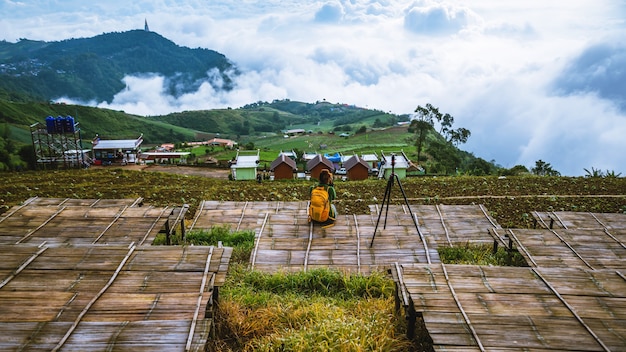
[306,154,334,180]
[303,152,318,161]
[380,150,410,179]
[230,149,260,180]
[360,152,380,170]
[270,154,297,180]
[344,155,370,180]
[279,150,298,160]
[92,135,143,165]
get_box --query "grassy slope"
[0,100,200,145]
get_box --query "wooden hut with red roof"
[270,154,297,180]
[306,154,334,180]
[344,155,370,180]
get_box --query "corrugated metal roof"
[381,153,409,169]
[232,150,260,169]
[93,139,142,150]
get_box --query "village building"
[380,150,410,179]
[270,154,297,180]
[279,150,298,160]
[91,135,143,165]
[230,149,260,180]
[284,128,306,136]
[303,152,318,161]
[360,152,380,169]
[185,138,236,148]
[324,152,343,170]
[207,137,236,148]
[343,155,370,181]
[159,143,175,151]
[306,154,334,180]
[139,151,191,164]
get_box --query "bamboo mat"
[189,201,504,273]
[393,263,626,351]
[532,211,626,230]
[0,197,185,246]
[492,226,626,271]
[0,243,231,351]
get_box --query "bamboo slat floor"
[532,211,626,230]
[492,212,626,271]
[0,243,232,351]
[6,198,624,350]
[0,197,187,246]
[189,201,503,273]
[392,263,626,352]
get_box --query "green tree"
[500,165,529,176]
[466,157,493,175]
[531,160,560,176]
[448,127,471,146]
[409,104,438,164]
[409,103,472,163]
[426,139,461,174]
[583,167,604,178]
[440,113,454,136]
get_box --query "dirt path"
[98,164,231,179]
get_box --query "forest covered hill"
[0,30,236,103]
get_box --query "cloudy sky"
[1,0,625,176]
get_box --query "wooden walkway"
[0,198,231,351]
[532,211,626,230]
[189,201,502,273]
[392,263,626,351]
[394,211,626,351]
[493,227,626,270]
[0,197,187,246]
[489,212,626,270]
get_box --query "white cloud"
[314,2,345,23]
[403,0,478,34]
[1,0,626,175]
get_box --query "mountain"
[152,99,402,136]
[0,30,237,103]
[0,30,494,174]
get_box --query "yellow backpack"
[309,185,330,222]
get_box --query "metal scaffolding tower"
[30,116,86,169]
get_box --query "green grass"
[438,243,528,267]
[210,264,415,352]
[251,125,410,156]
[168,225,415,351]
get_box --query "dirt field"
[98,164,232,179]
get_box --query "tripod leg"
[370,176,393,248]
[382,176,393,230]
[393,174,420,233]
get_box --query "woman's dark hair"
[319,169,331,184]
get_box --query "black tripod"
[370,154,420,248]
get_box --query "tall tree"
[448,127,471,146]
[439,113,454,136]
[409,104,438,164]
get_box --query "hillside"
[151,99,403,136]
[0,30,236,103]
[0,91,496,175]
[0,98,202,147]
[0,95,401,143]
